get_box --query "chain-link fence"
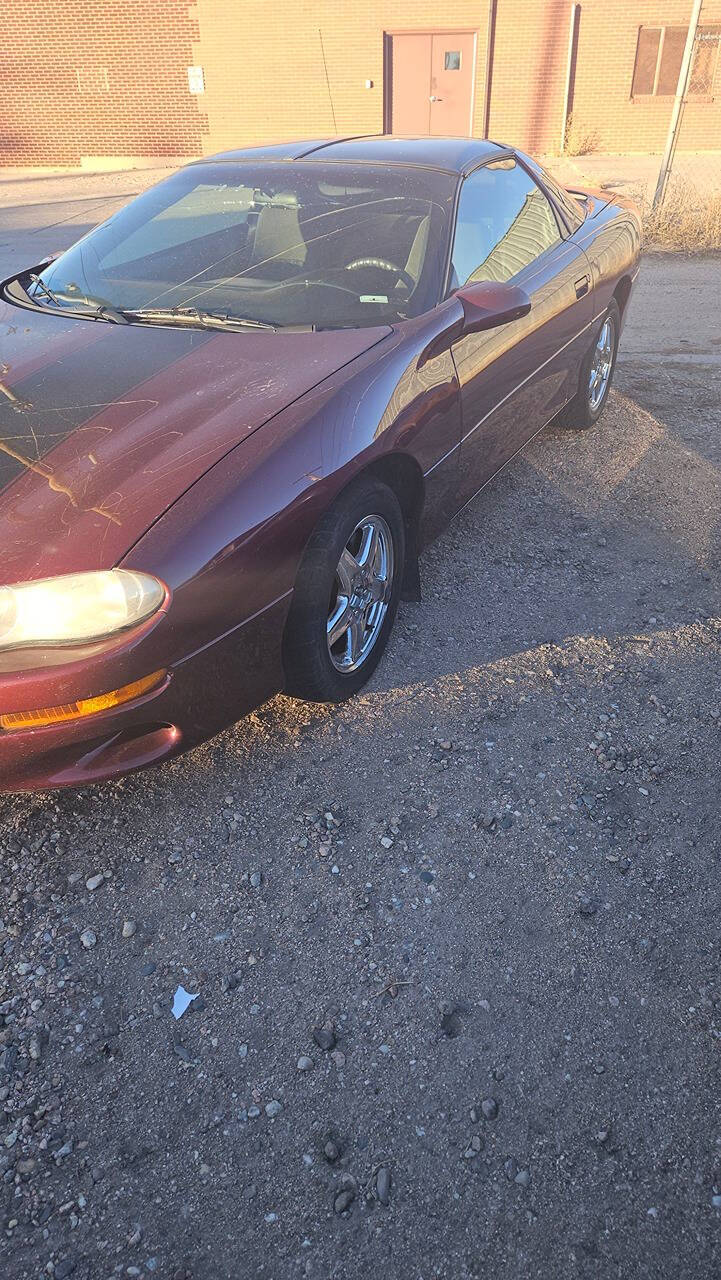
[639,5,721,249]
[541,0,721,250]
[652,4,721,200]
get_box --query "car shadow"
[375,386,720,681]
[1,385,718,820]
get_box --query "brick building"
[2,0,720,167]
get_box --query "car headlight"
[0,570,166,652]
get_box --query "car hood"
[0,299,390,582]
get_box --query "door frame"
[383,29,479,135]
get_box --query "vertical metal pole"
[653,0,703,206]
[482,0,497,137]
[560,4,580,154]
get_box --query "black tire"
[557,298,620,431]
[283,476,405,703]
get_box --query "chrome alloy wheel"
[327,514,394,672]
[588,316,614,412]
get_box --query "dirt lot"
[1,175,721,1279]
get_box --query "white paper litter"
[172,985,199,1020]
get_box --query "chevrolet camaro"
[0,135,641,790]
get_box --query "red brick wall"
[2,0,720,167]
[1,0,207,165]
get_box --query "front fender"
[120,312,462,672]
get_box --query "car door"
[449,158,593,505]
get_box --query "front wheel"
[283,477,405,703]
[557,298,620,431]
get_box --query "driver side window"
[450,159,562,289]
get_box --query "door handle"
[575,275,590,299]
[429,95,443,102]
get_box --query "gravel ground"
[1,174,721,1278]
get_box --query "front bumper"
[0,595,288,792]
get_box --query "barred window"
[691,27,721,94]
[631,25,720,98]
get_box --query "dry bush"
[563,113,601,157]
[640,178,721,253]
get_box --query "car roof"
[191,135,511,175]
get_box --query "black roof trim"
[189,154,467,177]
[192,135,510,176]
[293,133,383,157]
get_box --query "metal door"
[429,33,476,135]
[390,32,475,136]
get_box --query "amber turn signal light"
[0,669,167,731]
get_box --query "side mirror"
[455,280,532,334]
[417,280,532,369]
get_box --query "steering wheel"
[345,257,415,293]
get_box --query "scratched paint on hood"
[0,298,390,582]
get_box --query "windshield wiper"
[20,284,280,332]
[27,275,129,324]
[124,306,278,332]
[29,273,64,307]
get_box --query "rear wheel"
[557,298,620,430]
[283,477,405,703]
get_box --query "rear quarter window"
[520,154,586,232]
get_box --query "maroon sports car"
[0,135,641,791]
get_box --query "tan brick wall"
[2,0,720,167]
[192,0,491,152]
[486,0,572,152]
[192,0,721,158]
[570,0,721,152]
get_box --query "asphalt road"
[1,173,720,1280]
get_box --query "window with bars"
[631,24,720,98]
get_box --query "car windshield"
[26,162,456,330]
